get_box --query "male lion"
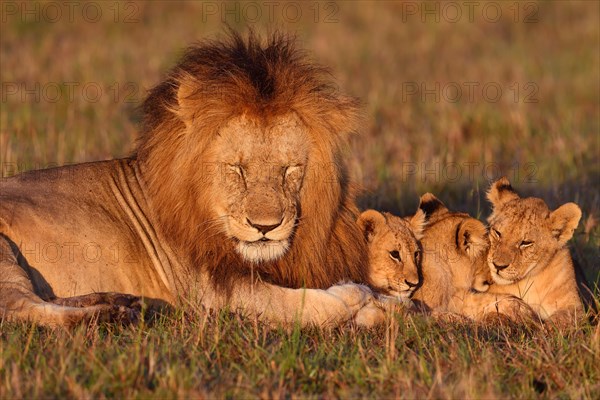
[411,193,536,322]
[0,31,378,327]
[484,177,585,328]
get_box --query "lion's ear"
[487,177,519,209]
[357,210,386,243]
[409,209,426,240]
[457,219,488,261]
[549,202,582,244]
[418,193,448,221]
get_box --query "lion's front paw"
[354,302,385,327]
[299,283,375,327]
[376,294,413,308]
[353,294,415,327]
[326,283,374,312]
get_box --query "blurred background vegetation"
[1,1,598,286]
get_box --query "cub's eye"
[389,250,401,262]
[519,240,534,249]
[491,228,501,239]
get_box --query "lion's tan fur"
[485,177,585,327]
[0,31,377,327]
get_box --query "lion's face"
[210,114,309,262]
[486,178,581,285]
[358,210,424,299]
[137,31,369,291]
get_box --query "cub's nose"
[247,218,282,235]
[493,262,509,271]
[404,279,419,288]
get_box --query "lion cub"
[357,195,535,324]
[410,193,535,322]
[357,209,425,301]
[484,177,585,328]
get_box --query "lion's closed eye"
[284,165,303,182]
[284,165,302,176]
[519,240,533,249]
[228,164,244,177]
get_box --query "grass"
[2,310,599,398]
[1,0,599,397]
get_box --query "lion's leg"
[0,236,138,327]
[203,277,376,327]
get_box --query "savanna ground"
[1,1,599,398]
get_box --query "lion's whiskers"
[194,217,227,237]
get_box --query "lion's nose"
[247,218,282,235]
[493,262,509,271]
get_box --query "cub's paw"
[494,295,538,322]
[544,310,582,333]
[430,310,471,324]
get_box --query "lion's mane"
[134,30,370,293]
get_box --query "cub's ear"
[457,219,488,261]
[419,193,448,220]
[487,177,519,209]
[549,202,582,244]
[409,209,426,240]
[357,210,386,243]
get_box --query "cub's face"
[486,178,581,285]
[416,192,491,292]
[488,199,556,284]
[210,114,310,263]
[358,210,425,299]
[472,255,493,292]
